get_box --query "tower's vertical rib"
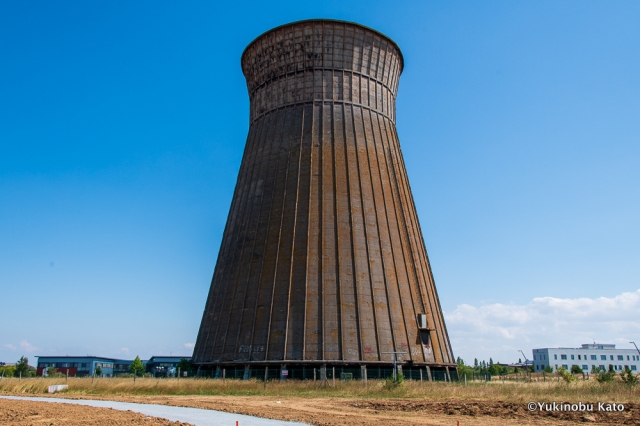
[193,20,456,375]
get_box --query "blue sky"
[1,1,639,364]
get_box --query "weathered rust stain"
[193,19,455,368]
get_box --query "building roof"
[36,355,126,361]
[35,356,148,363]
[534,343,629,351]
[148,356,191,362]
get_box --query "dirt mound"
[0,399,193,425]
[355,400,640,425]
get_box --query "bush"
[570,365,583,375]
[557,367,576,383]
[0,365,16,378]
[596,366,616,383]
[383,372,405,390]
[46,367,64,378]
[620,367,638,385]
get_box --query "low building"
[532,344,640,373]
[36,355,191,377]
[146,356,191,377]
[497,360,533,369]
[36,356,120,377]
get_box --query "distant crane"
[518,350,532,379]
[518,350,530,364]
[631,342,640,357]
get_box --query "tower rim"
[240,18,405,74]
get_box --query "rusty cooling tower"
[193,20,456,379]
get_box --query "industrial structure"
[193,19,456,381]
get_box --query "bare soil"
[28,395,640,425]
[0,398,192,425]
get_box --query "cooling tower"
[193,19,456,380]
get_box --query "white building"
[532,344,640,373]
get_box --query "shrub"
[557,367,576,383]
[46,367,64,378]
[0,365,16,378]
[570,365,583,375]
[596,366,616,383]
[620,367,638,385]
[383,372,405,390]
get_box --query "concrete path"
[0,395,310,426]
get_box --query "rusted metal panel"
[193,20,455,369]
[321,103,340,361]
[304,103,323,360]
[333,102,359,361]
[365,110,405,361]
[250,111,288,361]
[285,106,312,361]
[234,112,275,361]
[349,106,387,360]
[380,117,438,363]
[267,107,302,360]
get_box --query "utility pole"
[381,352,407,383]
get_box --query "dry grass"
[1,376,639,403]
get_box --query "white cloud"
[18,340,40,353]
[184,343,195,350]
[119,348,130,355]
[445,289,640,365]
[3,344,16,351]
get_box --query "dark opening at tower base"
[196,362,458,382]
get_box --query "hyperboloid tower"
[193,19,456,381]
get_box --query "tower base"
[195,361,458,382]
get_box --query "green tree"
[620,366,637,385]
[95,365,102,377]
[0,365,16,378]
[177,358,193,376]
[15,356,32,378]
[456,357,473,377]
[570,365,583,375]
[543,365,553,373]
[129,356,145,376]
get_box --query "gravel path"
[0,396,310,426]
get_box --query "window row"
[552,364,637,371]
[553,354,637,361]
